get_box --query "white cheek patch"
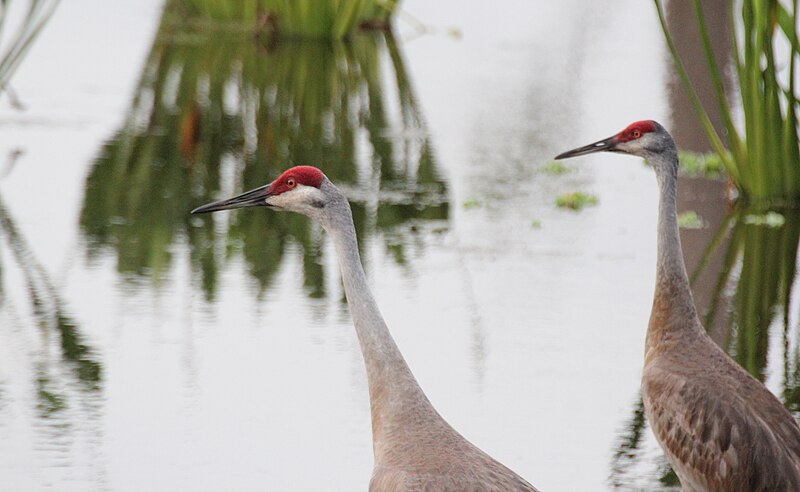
[266,184,323,210]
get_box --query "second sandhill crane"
[556,120,800,491]
[192,166,537,491]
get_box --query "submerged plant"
[655,0,800,205]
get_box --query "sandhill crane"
[192,166,538,491]
[556,120,800,491]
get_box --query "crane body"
[556,121,800,491]
[192,166,537,491]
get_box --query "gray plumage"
[557,121,800,492]
[192,167,538,492]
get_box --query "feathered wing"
[643,340,800,492]
[369,408,539,492]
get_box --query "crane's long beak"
[191,184,272,214]
[555,135,618,159]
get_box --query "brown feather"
[643,326,800,491]
[557,121,800,491]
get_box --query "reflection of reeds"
[0,0,60,100]
[0,191,101,420]
[692,207,800,389]
[171,0,396,38]
[610,206,800,485]
[655,0,800,204]
[609,395,678,490]
[80,20,447,300]
[609,396,647,485]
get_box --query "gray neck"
[647,147,701,354]
[320,187,435,456]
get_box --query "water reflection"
[80,21,448,300]
[706,208,800,400]
[609,205,800,489]
[0,0,61,106]
[0,188,103,488]
[0,193,102,393]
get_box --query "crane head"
[191,166,327,215]
[554,120,669,160]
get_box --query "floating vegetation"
[462,199,482,209]
[540,161,571,175]
[530,219,542,229]
[744,211,786,228]
[678,151,726,178]
[677,210,706,229]
[655,0,800,204]
[555,192,598,211]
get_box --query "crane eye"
[632,130,641,138]
[287,177,297,188]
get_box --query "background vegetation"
[656,0,800,205]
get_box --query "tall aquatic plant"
[655,0,800,205]
[0,0,60,99]
[175,0,397,38]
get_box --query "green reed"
[655,0,800,205]
[174,0,397,38]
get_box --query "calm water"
[1,1,798,491]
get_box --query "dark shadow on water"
[80,18,448,301]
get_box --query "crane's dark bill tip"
[190,184,272,214]
[190,203,220,214]
[555,136,616,160]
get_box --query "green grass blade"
[690,0,744,159]
[654,0,737,181]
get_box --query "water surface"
[1,1,798,491]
